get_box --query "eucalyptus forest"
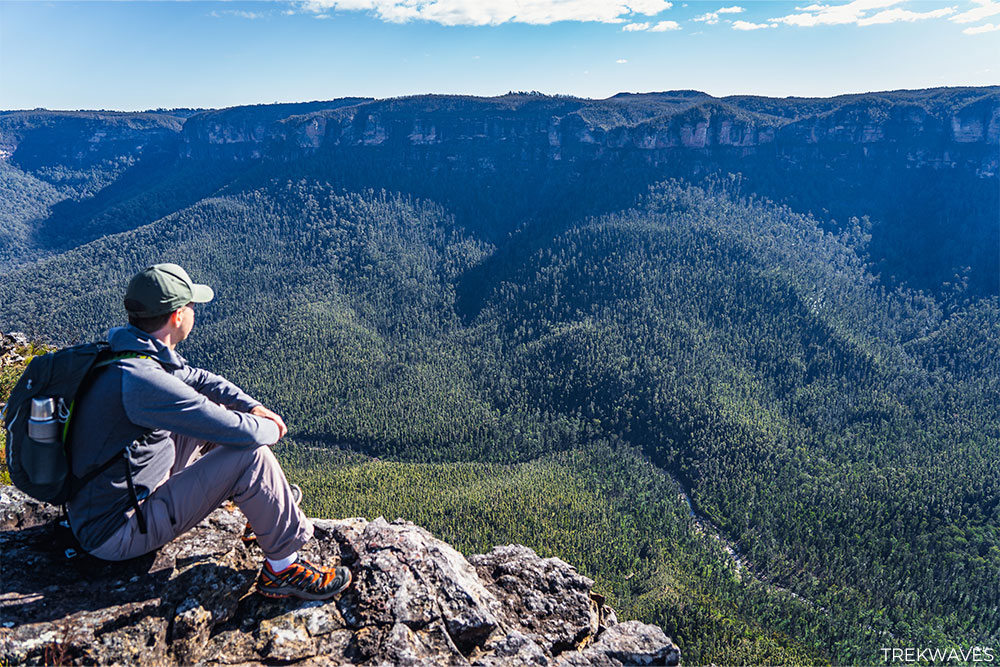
[1,88,997,665]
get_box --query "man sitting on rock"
[66,263,351,601]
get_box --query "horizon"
[1,0,997,111]
[4,84,999,115]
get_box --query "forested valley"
[1,90,998,664]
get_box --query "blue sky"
[1,0,997,110]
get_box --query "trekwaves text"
[881,647,994,663]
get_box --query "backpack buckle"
[56,398,71,423]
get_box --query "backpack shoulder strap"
[62,352,158,441]
[74,446,128,489]
[69,433,154,535]
[93,351,155,369]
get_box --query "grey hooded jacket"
[66,325,280,552]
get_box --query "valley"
[1,88,998,665]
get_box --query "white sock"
[266,552,298,572]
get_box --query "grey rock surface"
[0,486,679,665]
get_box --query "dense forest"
[1,89,998,665]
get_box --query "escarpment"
[3,89,996,172]
[174,90,999,173]
[0,486,680,666]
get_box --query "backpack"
[3,342,153,510]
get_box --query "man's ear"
[169,308,185,328]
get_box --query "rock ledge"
[0,486,679,665]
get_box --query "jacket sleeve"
[174,365,262,412]
[121,363,280,447]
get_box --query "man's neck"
[151,329,179,351]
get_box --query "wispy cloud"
[857,6,956,24]
[768,0,958,28]
[858,7,956,25]
[282,0,975,31]
[950,0,1000,22]
[963,19,1000,30]
[209,9,267,19]
[732,19,777,29]
[693,5,744,24]
[297,0,674,25]
[769,0,894,27]
[622,19,680,30]
[616,58,629,63]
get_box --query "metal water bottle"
[25,397,66,486]
[28,397,59,444]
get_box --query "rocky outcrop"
[0,486,680,665]
[0,331,30,371]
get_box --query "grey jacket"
[66,325,280,552]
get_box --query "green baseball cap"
[124,263,214,317]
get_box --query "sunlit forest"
[2,90,998,664]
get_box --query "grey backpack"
[3,343,152,529]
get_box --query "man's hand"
[250,405,288,440]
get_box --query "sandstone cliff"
[0,487,680,666]
[0,111,183,167]
[174,90,1000,174]
[3,88,996,174]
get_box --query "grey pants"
[89,435,313,561]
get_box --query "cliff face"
[2,89,995,174]
[175,98,371,159]
[174,90,1000,175]
[0,111,183,169]
[0,486,680,666]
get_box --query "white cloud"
[304,0,374,11]
[857,6,956,24]
[296,0,677,25]
[694,5,744,24]
[616,58,629,63]
[290,0,960,29]
[963,19,1000,30]
[626,0,674,15]
[950,0,1000,23]
[770,0,902,27]
[732,19,777,29]
[769,0,961,27]
[209,9,266,19]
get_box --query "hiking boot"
[243,483,302,544]
[257,559,352,600]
